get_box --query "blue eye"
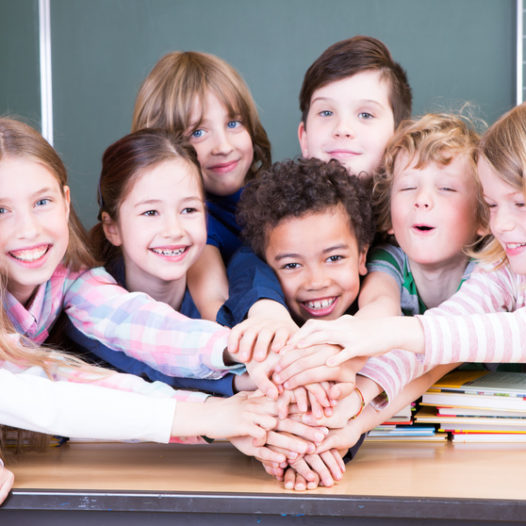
[319,110,333,117]
[227,120,242,129]
[0,207,6,214]
[35,198,50,207]
[358,112,374,119]
[191,129,204,139]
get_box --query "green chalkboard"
[0,0,40,128]
[0,0,517,226]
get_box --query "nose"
[161,212,184,239]
[16,208,39,240]
[333,116,355,139]
[491,206,515,234]
[304,265,331,291]
[414,187,433,209]
[211,127,234,156]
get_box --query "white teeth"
[306,298,335,310]
[10,246,48,262]
[507,242,526,249]
[151,247,185,256]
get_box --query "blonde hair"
[131,51,271,182]
[0,118,97,271]
[477,103,526,267]
[373,113,485,240]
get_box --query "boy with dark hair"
[297,35,411,177]
[236,157,374,489]
[237,157,374,323]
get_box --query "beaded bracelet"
[350,386,365,420]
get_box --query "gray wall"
[0,0,517,226]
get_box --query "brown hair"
[0,118,96,271]
[131,51,271,183]
[299,36,412,128]
[237,157,374,259]
[91,128,203,263]
[373,113,485,242]
[477,103,526,266]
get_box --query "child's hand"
[277,385,333,420]
[245,351,281,399]
[274,344,364,391]
[301,389,365,428]
[316,420,365,454]
[203,391,278,443]
[285,449,345,489]
[229,436,288,466]
[228,304,299,363]
[286,316,392,366]
[0,461,13,505]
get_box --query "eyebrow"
[133,195,202,208]
[272,243,350,261]
[311,96,385,108]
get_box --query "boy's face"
[390,153,482,269]
[298,70,395,177]
[264,205,367,323]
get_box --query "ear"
[101,212,122,247]
[358,246,368,276]
[297,121,309,158]
[62,185,71,220]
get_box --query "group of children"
[0,32,525,498]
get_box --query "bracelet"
[350,386,365,420]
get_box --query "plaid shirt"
[5,264,237,380]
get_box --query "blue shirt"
[206,189,243,264]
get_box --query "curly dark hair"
[237,158,375,259]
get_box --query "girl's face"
[103,158,207,290]
[478,157,526,275]
[188,91,254,196]
[0,157,70,305]
[390,153,482,270]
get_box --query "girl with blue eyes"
[132,51,272,321]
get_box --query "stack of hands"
[225,315,369,491]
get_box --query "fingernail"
[285,481,293,489]
[314,432,324,442]
[307,481,317,489]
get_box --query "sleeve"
[0,366,181,443]
[366,244,405,289]
[64,316,235,396]
[418,267,526,365]
[358,265,526,405]
[217,245,287,327]
[62,267,243,379]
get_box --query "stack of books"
[414,370,526,443]
[367,403,448,442]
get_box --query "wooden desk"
[1,440,526,524]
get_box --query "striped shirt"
[360,263,526,404]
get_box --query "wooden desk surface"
[3,439,526,524]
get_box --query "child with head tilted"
[132,51,271,321]
[237,157,375,489]
[0,117,284,452]
[226,35,412,362]
[280,104,526,446]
